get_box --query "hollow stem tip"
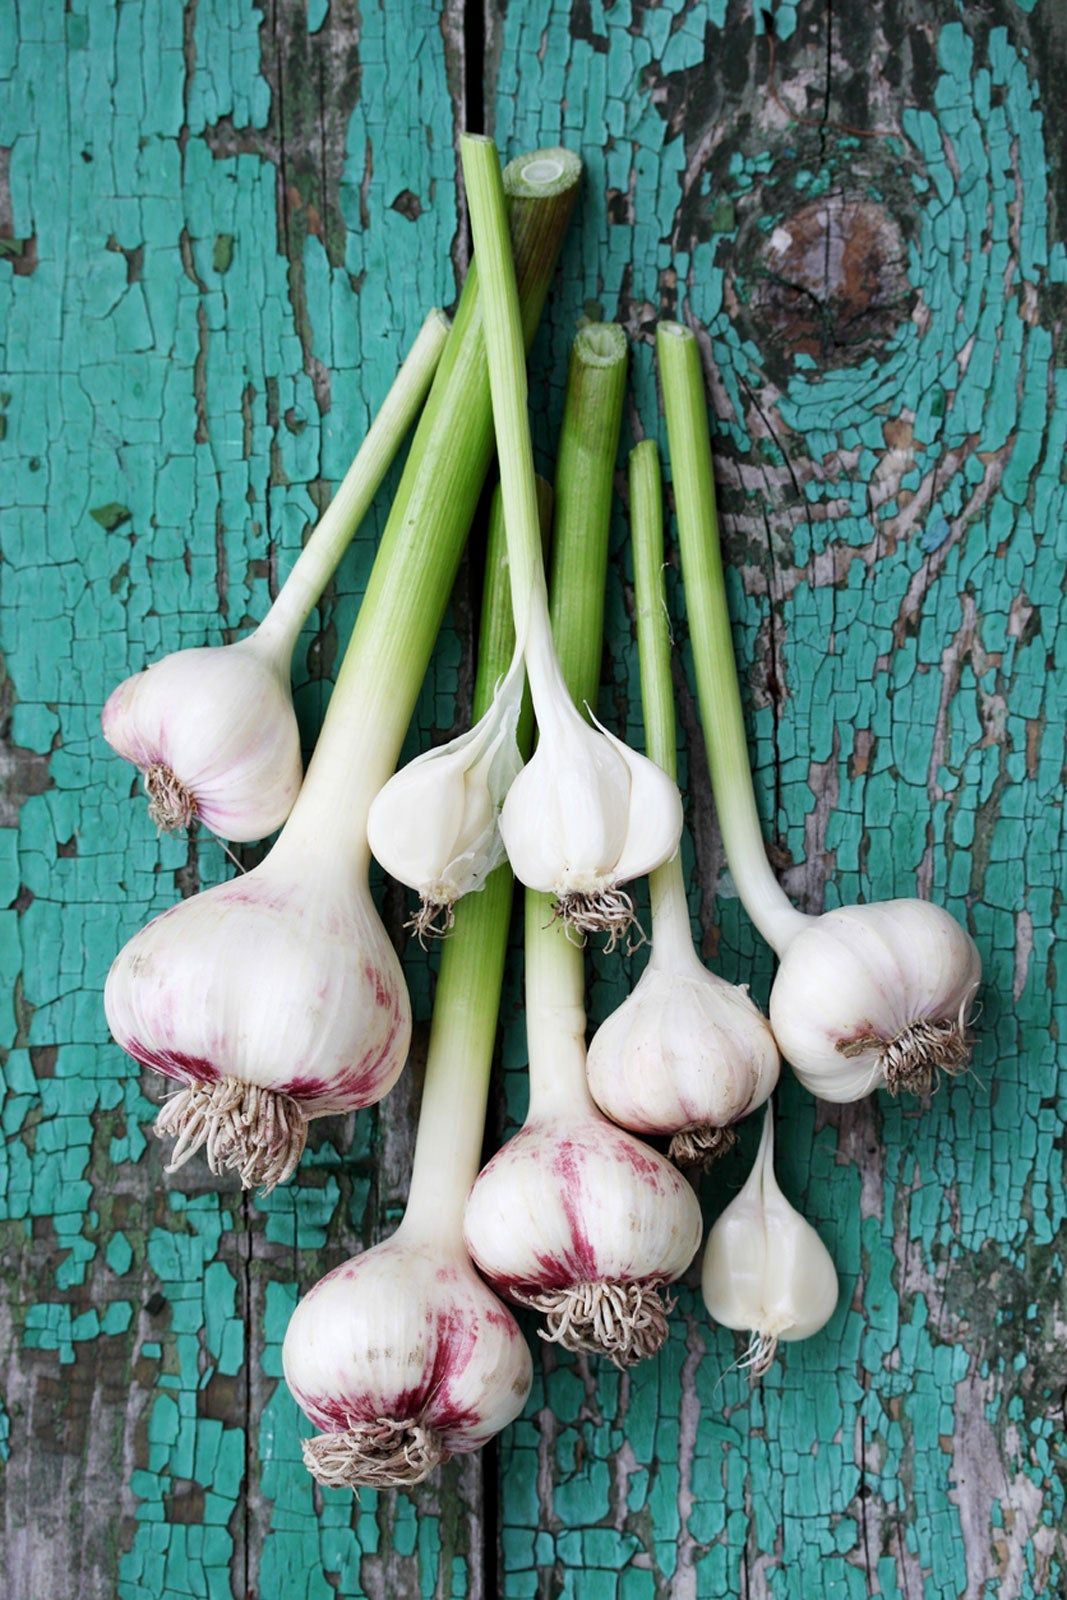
[155,1079,307,1194]
[513,1281,674,1369]
[144,764,196,832]
[669,1123,738,1170]
[302,1418,446,1491]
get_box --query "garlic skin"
[104,846,409,1191]
[701,1105,838,1375]
[499,698,683,947]
[587,946,779,1166]
[464,1111,702,1367]
[283,1233,532,1489]
[102,633,301,842]
[770,900,981,1103]
[367,655,524,938]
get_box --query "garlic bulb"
[284,1232,531,1489]
[586,439,778,1165]
[498,687,683,947]
[463,893,703,1367]
[587,902,779,1167]
[656,320,982,1106]
[769,899,981,1102]
[461,138,681,945]
[701,1103,838,1376]
[102,309,449,842]
[367,649,525,940]
[102,635,301,841]
[106,840,409,1192]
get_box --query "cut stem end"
[155,1078,307,1193]
[144,763,196,832]
[553,886,637,953]
[669,1122,738,1170]
[302,1419,446,1491]
[513,1280,673,1369]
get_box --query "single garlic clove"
[498,702,683,943]
[769,899,982,1102]
[463,1113,703,1368]
[104,853,410,1191]
[101,633,302,842]
[283,1235,532,1489]
[367,658,524,937]
[701,1107,838,1375]
[587,956,779,1165]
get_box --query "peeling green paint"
[1,1,1064,1597]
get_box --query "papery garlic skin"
[701,1106,838,1375]
[105,849,409,1190]
[770,900,981,1103]
[464,1111,702,1367]
[283,1234,532,1489]
[102,634,301,842]
[498,699,683,943]
[587,949,779,1163]
[367,656,524,937]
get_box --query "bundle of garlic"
[453,135,682,944]
[284,470,534,1490]
[458,137,701,1365]
[102,309,449,842]
[104,148,583,1191]
[701,1103,838,1375]
[586,441,779,1166]
[657,322,982,1103]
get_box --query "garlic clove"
[587,958,779,1165]
[101,633,301,843]
[769,899,981,1102]
[463,1113,703,1368]
[367,655,524,938]
[105,854,410,1191]
[701,1106,838,1375]
[498,701,683,945]
[283,1235,532,1489]
[591,716,684,883]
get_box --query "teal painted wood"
[0,2,1063,1599]
[489,2,1066,1597]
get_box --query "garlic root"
[144,764,196,832]
[513,1280,673,1369]
[553,886,637,952]
[861,1013,976,1097]
[668,1123,738,1169]
[301,1419,446,1490]
[155,1079,307,1194]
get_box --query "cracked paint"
[0,2,1064,1599]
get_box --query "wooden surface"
[1,2,1064,1597]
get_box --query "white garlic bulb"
[588,942,779,1167]
[283,1232,532,1489]
[701,1104,838,1375]
[102,635,301,842]
[499,684,683,948]
[105,842,410,1192]
[101,309,448,842]
[367,652,524,939]
[770,900,981,1102]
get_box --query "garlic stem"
[255,309,451,659]
[276,147,582,860]
[656,323,810,956]
[630,439,696,974]
[403,489,538,1239]
[523,890,595,1120]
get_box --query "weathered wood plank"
[0,2,479,1596]
[487,2,1066,1597]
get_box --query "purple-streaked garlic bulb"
[284,1233,531,1489]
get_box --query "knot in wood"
[750,196,912,368]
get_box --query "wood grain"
[0,2,1064,1598]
